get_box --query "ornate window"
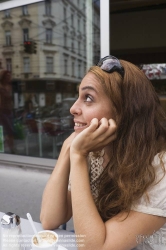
[78,61,81,78]
[45,0,51,16]
[6,58,12,72]
[46,57,53,73]
[64,58,68,75]
[71,13,74,27]
[23,57,30,73]
[23,28,29,42]
[5,31,11,46]
[71,39,74,52]
[64,33,67,48]
[22,6,28,16]
[46,28,52,44]
[78,41,81,55]
[4,9,10,18]
[72,60,75,77]
[78,18,80,31]
[64,7,67,22]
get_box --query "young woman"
[40,56,166,250]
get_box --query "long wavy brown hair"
[88,60,166,222]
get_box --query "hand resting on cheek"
[70,117,117,157]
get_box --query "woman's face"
[70,72,114,134]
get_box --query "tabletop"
[0,212,78,250]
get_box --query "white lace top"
[68,152,166,250]
[131,153,166,250]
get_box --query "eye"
[85,94,93,102]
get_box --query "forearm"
[70,154,106,250]
[40,145,72,229]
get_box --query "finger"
[94,132,117,150]
[96,119,117,145]
[96,118,110,136]
[103,119,117,141]
[98,117,109,126]
[99,117,110,127]
[108,119,117,134]
[94,118,116,137]
[88,118,99,132]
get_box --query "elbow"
[40,213,61,230]
[40,218,51,230]
[42,222,56,230]
[40,217,60,230]
[40,213,49,230]
[41,221,51,230]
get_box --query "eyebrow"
[81,86,98,93]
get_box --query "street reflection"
[0,0,100,157]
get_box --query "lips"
[73,120,87,130]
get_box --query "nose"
[70,99,82,116]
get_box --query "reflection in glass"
[141,63,166,114]
[0,0,100,158]
[142,63,166,80]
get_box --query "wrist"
[56,142,71,167]
[70,152,89,177]
[70,145,88,158]
[70,149,87,161]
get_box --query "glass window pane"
[6,58,12,72]
[22,5,28,15]
[4,9,10,17]
[46,57,53,73]
[45,0,51,16]
[23,28,29,42]
[46,28,52,43]
[23,57,30,72]
[109,2,166,115]
[5,31,11,46]
[0,0,100,159]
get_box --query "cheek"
[85,109,106,125]
[91,108,113,122]
[85,114,95,125]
